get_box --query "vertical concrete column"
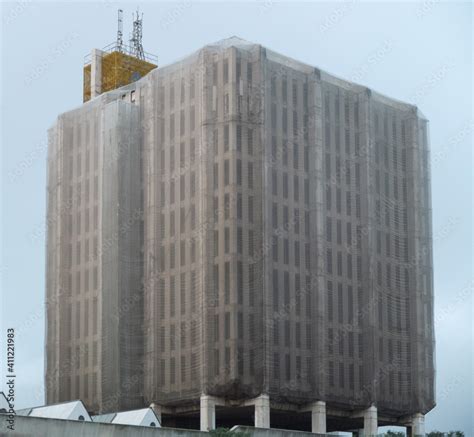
[91,48,103,99]
[411,413,425,436]
[200,395,216,431]
[311,401,326,434]
[363,405,377,436]
[254,394,270,428]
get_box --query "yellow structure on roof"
[83,44,157,102]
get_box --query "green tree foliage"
[427,432,465,437]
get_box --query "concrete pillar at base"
[363,405,377,436]
[411,413,425,436]
[200,395,216,431]
[310,401,326,434]
[254,394,270,428]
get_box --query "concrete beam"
[310,401,326,434]
[91,48,103,99]
[409,413,425,437]
[200,395,216,431]
[254,394,270,428]
[363,405,377,437]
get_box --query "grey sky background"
[1,1,472,434]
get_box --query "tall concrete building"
[46,37,434,435]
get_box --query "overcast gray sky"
[1,1,472,434]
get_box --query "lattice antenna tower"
[130,8,145,60]
[116,9,124,52]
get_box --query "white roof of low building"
[17,400,91,422]
[93,407,160,427]
[0,392,10,413]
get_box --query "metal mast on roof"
[116,9,124,52]
[130,8,145,60]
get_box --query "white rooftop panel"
[0,392,10,412]
[112,408,160,427]
[26,400,91,422]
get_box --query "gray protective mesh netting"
[46,38,435,418]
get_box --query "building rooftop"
[0,392,10,413]
[207,35,258,50]
[16,399,91,422]
[155,35,421,115]
[93,407,160,427]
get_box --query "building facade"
[46,37,434,434]
[46,94,144,413]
